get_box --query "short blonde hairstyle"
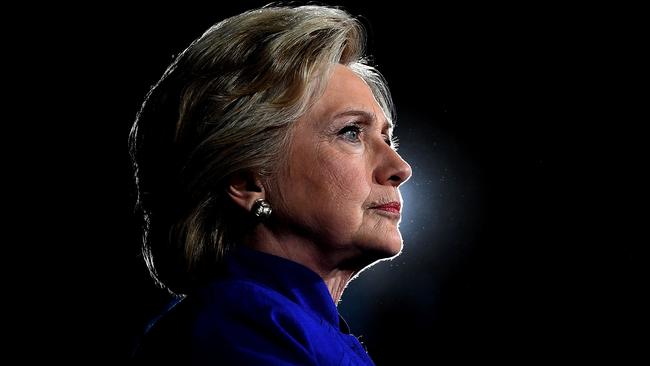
[129,5,395,294]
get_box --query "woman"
[130,5,411,365]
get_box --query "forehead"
[306,64,392,130]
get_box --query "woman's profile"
[129,5,411,364]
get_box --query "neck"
[323,269,356,304]
[244,225,359,304]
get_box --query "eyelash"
[339,123,363,142]
[338,122,398,149]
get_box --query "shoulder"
[199,278,315,321]
[134,279,349,365]
[195,279,342,365]
[192,279,323,345]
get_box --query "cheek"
[287,146,371,232]
[276,133,373,245]
[307,154,370,244]
[318,151,370,205]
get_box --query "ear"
[227,171,266,212]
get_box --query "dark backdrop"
[31,1,642,363]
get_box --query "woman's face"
[272,65,412,266]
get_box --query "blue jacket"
[133,246,376,365]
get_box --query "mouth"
[369,201,401,216]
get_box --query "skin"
[229,64,412,303]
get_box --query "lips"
[371,202,401,213]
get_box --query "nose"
[375,144,412,187]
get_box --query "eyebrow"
[331,109,394,131]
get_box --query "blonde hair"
[129,5,395,294]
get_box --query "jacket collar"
[221,246,343,331]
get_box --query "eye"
[382,133,399,150]
[386,135,399,150]
[383,135,391,145]
[338,123,363,143]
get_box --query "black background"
[24,1,643,363]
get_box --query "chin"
[338,239,401,271]
[366,236,404,262]
[381,229,404,254]
[383,238,404,258]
